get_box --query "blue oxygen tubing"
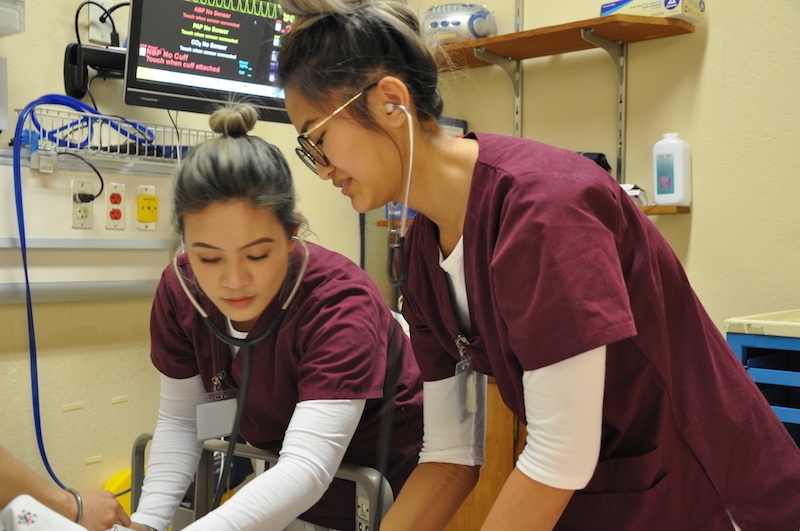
[18,94,190,159]
[11,94,154,487]
[25,94,155,150]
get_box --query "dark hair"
[277,0,444,128]
[172,103,302,236]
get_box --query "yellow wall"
[0,0,359,494]
[1,0,799,499]
[433,0,800,325]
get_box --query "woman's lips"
[224,296,255,309]
[336,178,352,196]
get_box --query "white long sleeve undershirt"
[420,348,605,491]
[517,346,606,490]
[132,374,365,531]
[430,237,606,490]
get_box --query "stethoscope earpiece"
[385,103,411,115]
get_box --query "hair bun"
[280,0,366,17]
[208,103,258,136]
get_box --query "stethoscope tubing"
[171,237,310,508]
[387,105,415,288]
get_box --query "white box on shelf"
[600,0,706,24]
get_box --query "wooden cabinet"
[444,380,525,530]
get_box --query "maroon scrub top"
[151,242,423,529]
[401,132,800,529]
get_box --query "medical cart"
[724,309,800,446]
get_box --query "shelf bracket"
[581,28,628,183]
[474,47,523,138]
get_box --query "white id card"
[196,389,238,440]
[455,358,477,422]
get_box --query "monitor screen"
[124,0,291,123]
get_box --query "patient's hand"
[79,490,130,531]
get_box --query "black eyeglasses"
[295,83,378,174]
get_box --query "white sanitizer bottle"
[653,133,692,206]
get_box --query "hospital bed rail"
[131,433,393,531]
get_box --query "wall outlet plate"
[106,182,125,229]
[72,180,94,229]
[88,0,113,45]
[137,184,157,231]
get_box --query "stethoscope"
[171,236,310,509]
[385,102,414,287]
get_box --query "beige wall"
[0,0,360,494]
[432,0,800,326]
[1,0,799,499]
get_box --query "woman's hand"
[78,490,130,531]
[125,523,153,531]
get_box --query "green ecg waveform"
[186,0,283,18]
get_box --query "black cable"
[167,109,182,146]
[375,325,401,529]
[211,345,254,510]
[359,213,366,270]
[85,73,100,110]
[99,2,130,23]
[58,152,105,200]
[74,1,119,46]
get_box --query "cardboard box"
[600,0,706,24]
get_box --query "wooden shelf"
[441,14,695,70]
[377,206,688,224]
[638,205,690,215]
[376,219,414,228]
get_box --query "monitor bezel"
[123,0,290,123]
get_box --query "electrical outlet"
[88,0,113,46]
[72,181,94,229]
[106,182,125,230]
[137,185,157,231]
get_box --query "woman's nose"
[318,162,335,181]
[222,261,250,289]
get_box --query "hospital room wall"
[0,2,360,493]
[430,0,800,329]
[2,0,798,503]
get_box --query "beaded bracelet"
[65,488,83,524]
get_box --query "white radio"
[422,3,498,44]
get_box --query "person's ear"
[374,76,411,123]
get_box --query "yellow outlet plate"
[137,194,158,223]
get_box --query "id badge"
[455,358,477,422]
[196,389,238,440]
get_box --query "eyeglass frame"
[294,82,379,174]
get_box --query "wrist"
[65,488,83,524]
[60,488,77,521]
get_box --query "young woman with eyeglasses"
[277,1,800,529]
[126,103,423,531]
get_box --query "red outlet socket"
[106,183,126,229]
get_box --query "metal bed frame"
[131,433,393,531]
